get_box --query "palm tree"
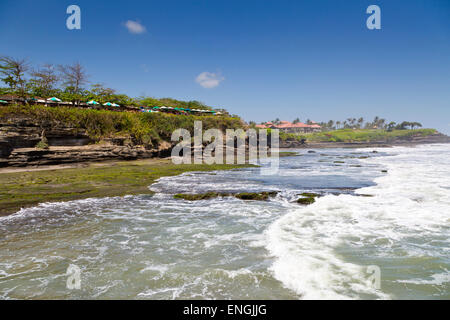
[372,116,379,128]
[336,121,341,129]
[387,121,396,131]
[411,122,422,129]
[327,120,334,129]
[357,117,364,129]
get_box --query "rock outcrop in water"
[296,192,321,205]
[173,191,278,201]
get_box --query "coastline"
[280,135,450,149]
[0,158,254,217]
[1,139,448,217]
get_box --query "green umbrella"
[47,97,62,102]
[103,102,114,106]
[87,100,99,105]
[0,100,8,104]
[111,103,120,107]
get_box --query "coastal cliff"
[0,105,244,167]
[1,105,449,167]
[0,116,174,167]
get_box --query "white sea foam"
[1,145,448,299]
[266,144,450,299]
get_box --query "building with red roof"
[255,120,321,133]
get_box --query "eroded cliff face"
[2,114,449,167]
[0,116,173,167]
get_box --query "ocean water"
[0,144,449,299]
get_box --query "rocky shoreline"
[0,159,254,216]
[279,133,450,149]
[1,115,449,168]
[0,117,174,167]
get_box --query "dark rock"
[235,191,277,201]
[174,192,221,201]
[297,197,315,205]
[173,191,278,201]
[298,192,320,198]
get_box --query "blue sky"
[1,0,449,133]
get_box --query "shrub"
[0,105,245,146]
[35,136,49,149]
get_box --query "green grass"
[279,128,438,143]
[0,159,255,216]
[0,105,244,147]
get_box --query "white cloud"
[195,72,224,89]
[124,20,146,34]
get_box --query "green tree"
[90,83,116,103]
[0,56,30,101]
[357,117,364,129]
[327,120,334,129]
[387,121,396,131]
[410,122,422,130]
[396,121,411,130]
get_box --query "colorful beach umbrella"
[47,97,62,102]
